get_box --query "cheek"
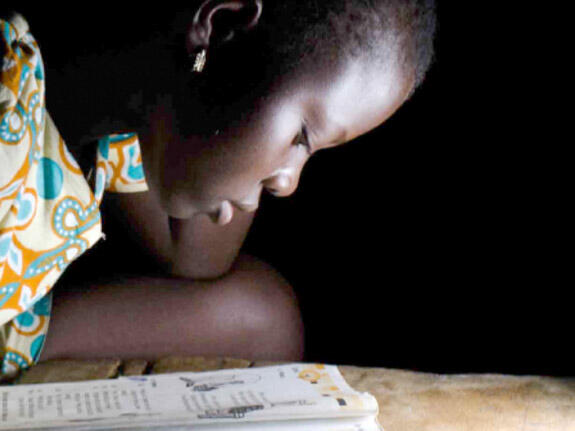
[160,144,197,197]
[176,146,261,199]
[162,119,285,202]
[207,134,278,184]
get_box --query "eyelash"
[295,126,312,155]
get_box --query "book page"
[4,417,382,431]
[91,416,381,431]
[0,363,381,430]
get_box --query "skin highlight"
[137,52,414,227]
[36,1,422,363]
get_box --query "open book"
[0,363,383,430]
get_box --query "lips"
[208,200,259,226]
[209,201,234,225]
[233,201,259,213]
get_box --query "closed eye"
[294,125,312,156]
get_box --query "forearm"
[41,254,304,362]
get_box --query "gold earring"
[192,49,207,73]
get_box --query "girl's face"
[142,56,414,224]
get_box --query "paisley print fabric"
[0,13,148,377]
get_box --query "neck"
[46,35,174,154]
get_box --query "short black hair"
[258,0,437,89]
[184,0,436,109]
[170,0,436,136]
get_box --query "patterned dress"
[0,13,148,377]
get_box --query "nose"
[262,170,299,197]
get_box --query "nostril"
[265,186,280,196]
[263,172,295,197]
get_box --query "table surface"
[6,357,575,431]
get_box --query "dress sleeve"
[1,13,102,325]
[93,132,149,205]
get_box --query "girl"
[0,1,436,377]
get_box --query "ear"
[186,0,263,53]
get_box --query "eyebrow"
[306,105,347,148]
[308,124,347,152]
[326,127,347,147]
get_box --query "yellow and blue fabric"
[0,13,148,377]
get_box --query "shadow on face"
[155,47,414,222]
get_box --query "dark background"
[246,4,569,376]
[12,4,568,376]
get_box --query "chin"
[159,191,197,220]
[166,211,194,221]
[163,201,198,220]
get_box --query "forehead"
[264,55,414,145]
